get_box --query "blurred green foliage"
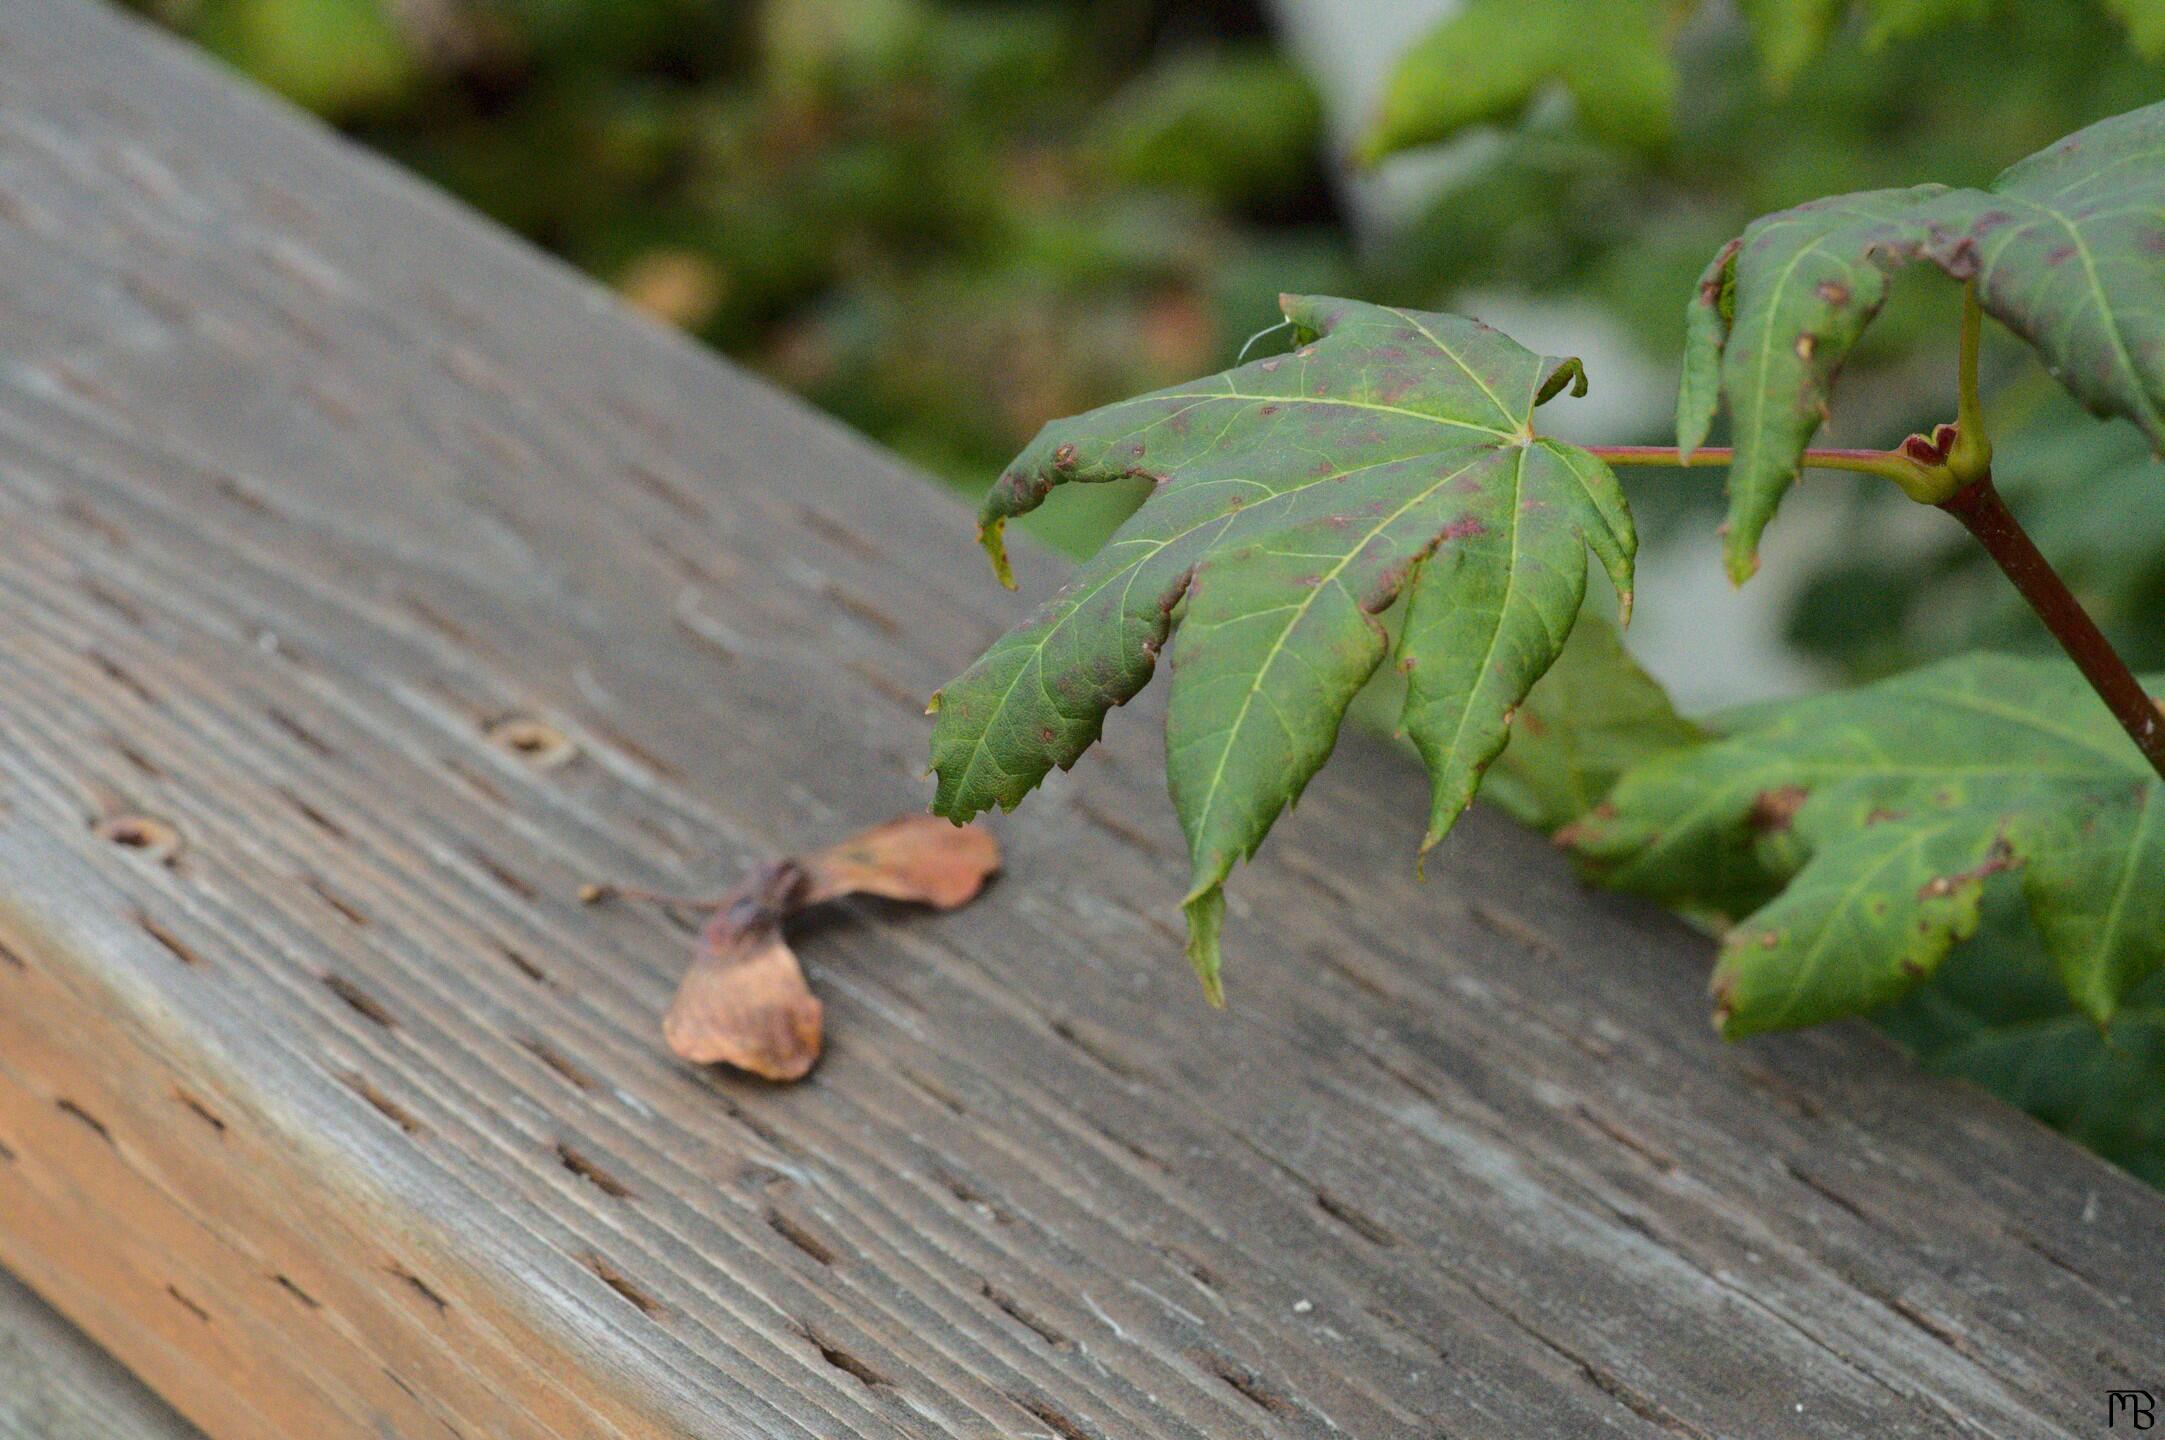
[149,0,2165,589]
[141,0,1349,555]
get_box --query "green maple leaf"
[1359,0,1678,162]
[1679,100,2165,581]
[928,296,1634,997]
[1569,655,2165,1037]
[1482,616,1703,834]
[1878,885,2165,1187]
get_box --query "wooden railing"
[0,3,2157,1436]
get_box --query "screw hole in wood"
[93,813,181,864]
[487,716,577,769]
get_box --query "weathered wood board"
[0,2,2158,1437]
[0,1269,204,1440]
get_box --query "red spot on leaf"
[1748,785,1808,835]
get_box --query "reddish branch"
[1939,476,2165,782]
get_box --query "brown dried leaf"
[801,813,1002,908]
[649,816,999,1081]
[661,861,822,1080]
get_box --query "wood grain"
[0,1269,204,1440]
[0,3,2158,1437]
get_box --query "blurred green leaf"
[1741,0,1843,91]
[760,0,929,91]
[1089,47,1322,207]
[1860,0,1990,48]
[1484,616,1703,833]
[1361,0,1678,162]
[192,0,414,116]
[2105,0,2165,56]
[1878,884,2165,1186]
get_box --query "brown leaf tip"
[1709,972,1736,1034]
